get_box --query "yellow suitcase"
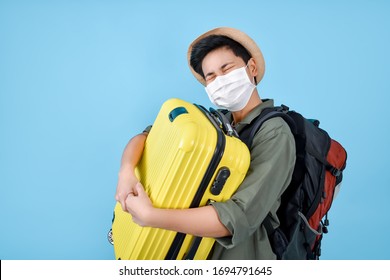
[110,98,250,259]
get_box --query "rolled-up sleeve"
[211,117,296,248]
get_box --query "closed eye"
[222,65,235,74]
[205,62,236,83]
[205,73,217,83]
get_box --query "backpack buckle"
[326,164,342,177]
[280,104,290,112]
[330,167,342,177]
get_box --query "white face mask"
[205,65,256,112]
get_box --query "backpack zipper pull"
[322,214,329,234]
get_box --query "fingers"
[119,197,128,212]
[115,190,126,212]
[115,180,143,212]
[115,191,131,212]
[135,182,144,196]
[122,188,138,213]
[115,172,141,211]
[123,182,152,227]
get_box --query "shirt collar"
[228,99,274,133]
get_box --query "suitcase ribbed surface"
[112,98,250,259]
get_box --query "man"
[115,27,296,259]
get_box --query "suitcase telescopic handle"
[209,107,239,138]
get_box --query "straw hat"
[187,27,265,86]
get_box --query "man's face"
[201,47,247,86]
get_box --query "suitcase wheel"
[107,229,114,245]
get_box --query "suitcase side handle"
[169,107,188,122]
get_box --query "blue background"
[1,0,389,260]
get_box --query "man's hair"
[190,35,252,79]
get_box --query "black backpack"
[239,104,347,260]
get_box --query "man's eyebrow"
[220,62,234,69]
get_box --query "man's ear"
[248,57,258,78]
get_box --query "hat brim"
[187,27,265,86]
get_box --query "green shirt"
[210,99,296,259]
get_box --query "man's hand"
[124,182,230,238]
[125,182,154,226]
[115,132,148,212]
[115,168,139,212]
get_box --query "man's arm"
[125,183,231,238]
[115,132,148,211]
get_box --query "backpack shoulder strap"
[238,105,299,259]
[240,105,297,148]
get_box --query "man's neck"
[232,91,262,124]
